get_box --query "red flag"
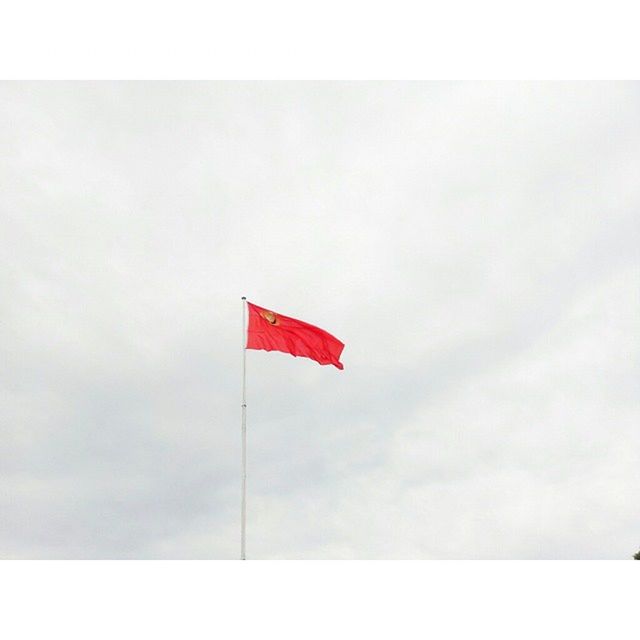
[246,301,345,370]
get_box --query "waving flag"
[245,301,345,370]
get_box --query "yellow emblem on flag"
[260,310,279,325]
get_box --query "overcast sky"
[1,82,639,559]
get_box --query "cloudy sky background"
[1,82,639,559]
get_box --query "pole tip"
[241,296,246,300]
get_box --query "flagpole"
[241,296,247,560]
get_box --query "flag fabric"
[245,301,345,370]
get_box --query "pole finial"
[241,296,246,300]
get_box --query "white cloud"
[1,82,638,558]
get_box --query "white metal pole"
[241,296,247,560]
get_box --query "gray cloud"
[1,82,639,558]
